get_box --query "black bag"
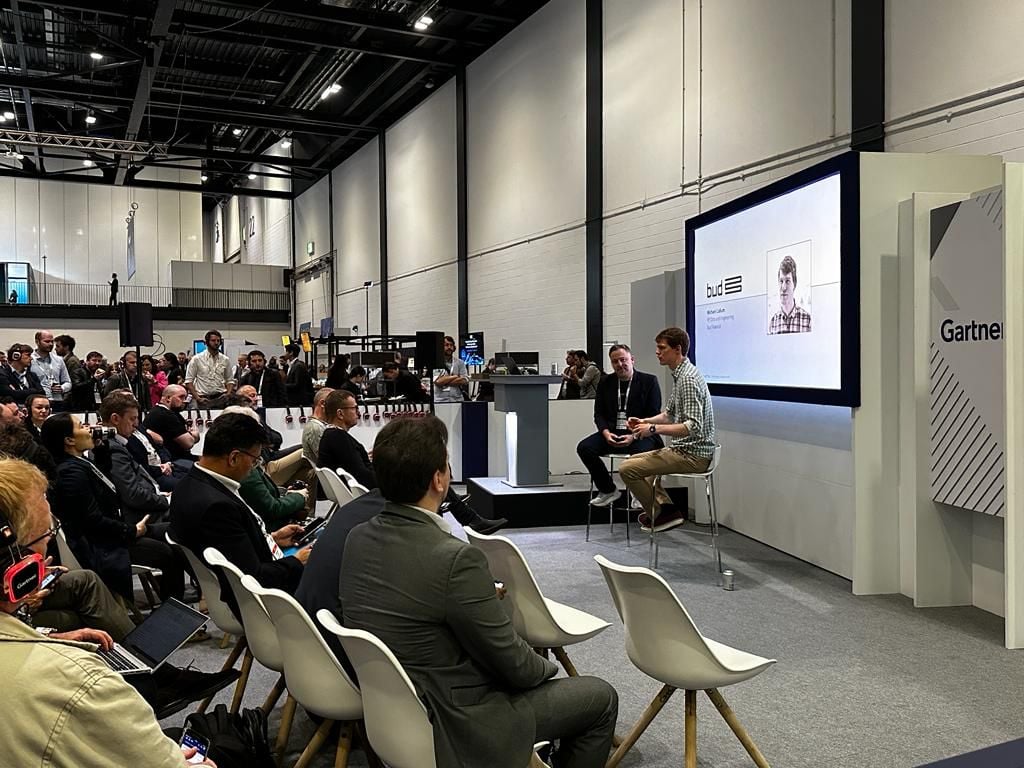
[181,704,275,768]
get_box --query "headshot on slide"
[767,243,812,335]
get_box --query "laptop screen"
[122,598,208,667]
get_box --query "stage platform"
[466,474,688,529]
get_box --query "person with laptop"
[379,360,430,402]
[0,457,218,767]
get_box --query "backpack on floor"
[181,704,275,768]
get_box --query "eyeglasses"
[25,519,61,549]
[234,449,264,468]
[340,406,359,411]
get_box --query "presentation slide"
[691,172,842,390]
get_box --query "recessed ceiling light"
[247,173,256,180]
[90,51,103,61]
[3,111,13,120]
[280,139,292,149]
[85,112,97,125]
[83,159,93,167]
[329,83,341,93]
[201,174,208,182]
[232,127,242,136]
[414,15,433,30]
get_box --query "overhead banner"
[929,190,1004,515]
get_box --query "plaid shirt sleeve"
[678,375,705,437]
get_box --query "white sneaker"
[590,490,619,507]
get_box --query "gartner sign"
[929,191,1005,516]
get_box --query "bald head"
[237,385,257,405]
[161,384,187,411]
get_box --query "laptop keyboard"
[98,647,143,672]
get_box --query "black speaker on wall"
[119,302,154,347]
[415,331,445,372]
[283,268,293,288]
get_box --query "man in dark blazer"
[0,343,44,405]
[340,416,617,768]
[238,350,286,408]
[168,412,310,616]
[283,344,314,406]
[577,344,663,507]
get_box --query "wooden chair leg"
[705,688,771,768]
[605,684,676,768]
[219,632,232,649]
[552,647,578,677]
[293,718,334,768]
[262,674,287,715]
[197,636,247,713]
[685,689,696,768]
[228,648,254,715]
[334,721,353,768]
[273,694,297,766]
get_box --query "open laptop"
[97,598,208,676]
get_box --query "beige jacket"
[0,612,185,767]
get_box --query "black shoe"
[466,515,508,535]
[152,666,240,720]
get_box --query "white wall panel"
[15,179,39,266]
[603,0,683,211]
[468,228,585,376]
[179,188,202,263]
[388,265,458,337]
[131,189,158,286]
[294,176,329,267]
[158,189,181,283]
[0,179,14,263]
[333,138,381,333]
[63,183,88,284]
[88,186,112,284]
[467,0,585,252]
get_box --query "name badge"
[616,410,628,430]
[147,452,161,467]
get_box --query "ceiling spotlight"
[414,15,433,30]
[321,82,342,100]
[2,111,12,120]
[90,51,103,61]
[83,159,93,167]
[232,127,242,136]
[201,174,208,182]
[85,111,97,125]
[280,138,292,149]
[247,173,256,180]
[330,82,341,93]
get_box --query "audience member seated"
[576,344,663,508]
[318,389,506,533]
[99,392,171,523]
[340,416,618,768]
[475,359,497,402]
[0,343,44,404]
[24,392,50,441]
[143,385,199,462]
[41,413,183,603]
[324,353,350,389]
[0,457,221,765]
[238,349,286,408]
[233,387,315,498]
[104,350,152,410]
[301,387,333,466]
[141,354,168,406]
[161,351,185,387]
[0,400,55,481]
[123,422,187,493]
[342,365,367,398]
[379,360,429,402]
[168,412,310,617]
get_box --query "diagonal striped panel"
[929,344,1005,514]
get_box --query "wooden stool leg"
[334,722,353,768]
[219,633,232,649]
[262,674,287,715]
[552,647,578,677]
[605,684,675,768]
[273,694,297,766]
[293,718,334,768]
[705,688,771,768]
[198,636,246,713]
[685,689,696,768]
[228,648,254,715]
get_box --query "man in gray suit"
[340,416,618,768]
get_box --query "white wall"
[333,139,381,336]
[293,175,331,328]
[385,79,458,336]
[238,145,292,267]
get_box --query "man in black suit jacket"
[283,344,314,406]
[341,416,617,768]
[0,343,44,405]
[238,350,286,408]
[577,344,663,507]
[168,412,310,616]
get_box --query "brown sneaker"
[638,507,686,533]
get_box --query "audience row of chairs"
[164,464,774,768]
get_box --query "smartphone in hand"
[180,729,210,765]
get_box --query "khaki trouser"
[267,448,316,511]
[619,447,711,520]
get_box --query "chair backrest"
[54,518,83,570]
[315,466,354,510]
[595,554,734,687]
[464,529,558,645]
[164,531,243,637]
[250,578,362,722]
[204,547,282,671]
[318,611,435,768]
[709,444,722,473]
[334,467,368,497]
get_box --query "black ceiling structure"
[0,0,549,203]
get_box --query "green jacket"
[239,466,306,526]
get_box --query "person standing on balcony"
[108,273,118,306]
[31,330,71,412]
[8,289,16,304]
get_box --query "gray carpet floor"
[159,519,1024,768]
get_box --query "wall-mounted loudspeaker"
[118,302,154,347]
[415,331,445,372]
[283,268,293,288]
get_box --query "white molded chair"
[203,548,286,717]
[652,444,723,578]
[165,532,250,713]
[335,467,369,497]
[54,518,83,570]
[595,555,775,768]
[314,466,354,515]
[251,580,366,768]
[465,528,610,677]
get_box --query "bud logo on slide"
[706,275,742,298]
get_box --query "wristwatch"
[648,424,656,435]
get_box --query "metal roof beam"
[9,0,41,167]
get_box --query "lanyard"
[618,377,632,411]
